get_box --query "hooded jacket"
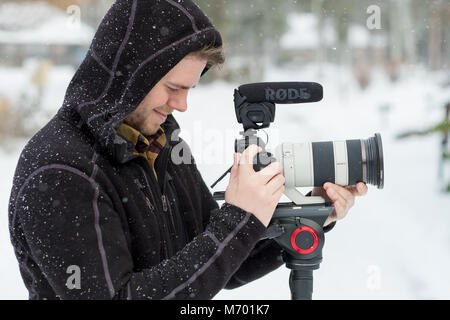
[8,0,284,300]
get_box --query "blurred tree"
[322,0,352,65]
[428,0,444,71]
[397,102,450,192]
[196,0,291,81]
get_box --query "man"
[8,0,367,300]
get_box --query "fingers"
[311,186,331,201]
[238,145,262,175]
[356,182,368,196]
[258,161,283,184]
[266,174,285,194]
[321,181,369,223]
[271,184,285,201]
[323,182,354,213]
[342,182,368,197]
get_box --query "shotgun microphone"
[237,82,323,104]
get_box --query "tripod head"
[263,202,334,300]
[212,190,333,300]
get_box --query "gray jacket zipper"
[161,194,168,212]
[145,196,155,211]
[162,194,177,239]
[136,164,171,259]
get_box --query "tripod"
[213,191,334,300]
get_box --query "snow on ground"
[1,63,449,299]
[0,140,28,299]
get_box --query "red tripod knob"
[290,226,319,254]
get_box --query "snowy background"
[1,0,450,300]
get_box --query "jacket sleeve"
[14,165,266,300]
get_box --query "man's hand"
[225,145,285,227]
[312,182,368,227]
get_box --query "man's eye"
[167,86,178,92]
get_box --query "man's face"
[124,55,207,136]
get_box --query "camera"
[211,82,384,299]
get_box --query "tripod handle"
[290,269,313,300]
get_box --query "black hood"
[57,0,222,162]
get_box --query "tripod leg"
[289,269,313,300]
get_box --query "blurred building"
[0,1,96,67]
[279,13,386,65]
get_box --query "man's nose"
[167,92,188,113]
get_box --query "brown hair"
[188,44,225,69]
